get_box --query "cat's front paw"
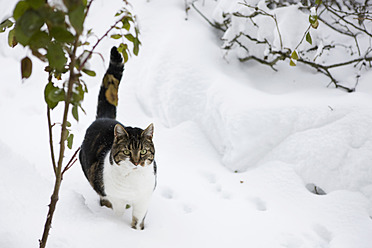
[131,216,145,230]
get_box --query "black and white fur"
[79,47,156,230]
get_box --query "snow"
[1,0,372,247]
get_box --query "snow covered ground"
[1,0,372,247]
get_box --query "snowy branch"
[191,0,372,92]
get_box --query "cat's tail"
[96,46,124,119]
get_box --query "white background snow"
[0,0,372,247]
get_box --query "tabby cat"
[79,47,157,230]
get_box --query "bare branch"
[190,3,226,32]
[47,106,57,175]
[324,3,372,38]
[238,2,283,50]
[62,147,81,178]
[239,55,279,71]
[192,0,372,92]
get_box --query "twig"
[321,13,362,55]
[229,32,268,48]
[295,56,356,91]
[324,3,372,38]
[191,3,226,32]
[294,25,311,52]
[326,56,372,69]
[47,106,57,175]
[273,49,372,91]
[240,48,290,71]
[238,2,283,50]
[322,15,350,34]
[79,17,125,71]
[354,74,361,90]
[62,147,81,178]
[239,55,279,71]
[84,0,94,19]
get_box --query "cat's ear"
[114,124,128,139]
[141,123,154,140]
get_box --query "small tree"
[0,0,141,247]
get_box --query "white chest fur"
[102,154,156,209]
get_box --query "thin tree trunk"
[38,37,79,248]
[39,174,62,248]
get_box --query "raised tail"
[96,46,124,119]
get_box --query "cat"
[79,46,157,230]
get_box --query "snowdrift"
[129,0,372,213]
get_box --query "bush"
[190,0,372,92]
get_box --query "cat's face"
[111,124,155,167]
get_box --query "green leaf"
[45,82,57,109]
[71,83,85,105]
[13,1,30,21]
[306,32,312,45]
[49,88,65,103]
[122,49,128,63]
[115,10,123,17]
[291,50,299,60]
[46,43,67,72]
[81,81,88,93]
[72,105,79,121]
[289,59,296,66]
[124,34,135,42]
[18,9,44,39]
[45,8,65,26]
[66,121,72,127]
[29,30,50,49]
[44,81,65,109]
[134,26,140,36]
[14,24,30,45]
[311,19,319,29]
[117,42,127,53]
[122,18,130,31]
[26,0,44,9]
[309,15,317,25]
[63,0,86,10]
[68,4,85,34]
[82,68,96,77]
[50,26,75,43]
[0,19,14,33]
[79,104,86,115]
[21,56,32,79]
[315,0,322,5]
[117,43,128,63]
[67,133,74,149]
[133,40,139,56]
[8,29,17,47]
[110,34,122,40]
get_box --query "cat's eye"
[123,150,130,155]
[140,149,147,155]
